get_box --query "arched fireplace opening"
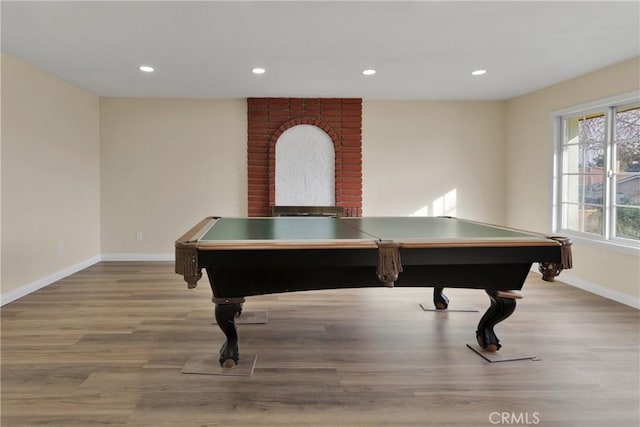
[275,124,335,207]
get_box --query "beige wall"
[101,99,506,256]
[1,54,101,298]
[505,57,640,301]
[363,101,506,223]
[1,54,3,290]
[99,98,247,256]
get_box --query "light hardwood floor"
[1,262,639,426]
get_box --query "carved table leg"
[433,287,449,310]
[476,290,520,352]
[539,262,562,282]
[213,298,245,368]
[540,236,573,281]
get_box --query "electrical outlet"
[136,232,143,241]
[56,244,65,255]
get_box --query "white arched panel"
[275,125,335,206]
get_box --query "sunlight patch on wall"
[411,189,458,217]
[433,189,458,217]
[411,205,430,216]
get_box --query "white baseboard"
[101,253,174,261]
[532,264,639,309]
[1,255,102,306]
[557,272,640,309]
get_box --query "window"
[554,93,640,249]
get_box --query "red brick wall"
[247,98,362,217]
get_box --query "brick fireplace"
[247,97,363,217]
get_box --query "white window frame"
[551,90,640,254]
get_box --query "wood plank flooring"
[1,262,639,426]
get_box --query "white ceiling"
[2,1,639,100]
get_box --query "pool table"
[175,216,572,368]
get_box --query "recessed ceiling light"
[252,67,266,74]
[471,69,487,76]
[139,65,154,73]
[362,69,376,76]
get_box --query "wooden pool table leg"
[213,298,245,368]
[433,287,449,310]
[476,290,520,352]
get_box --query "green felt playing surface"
[199,217,545,243]
[341,217,542,241]
[200,217,376,242]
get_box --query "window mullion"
[604,107,614,240]
[602,107,613,240]
[555,118,564,232]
